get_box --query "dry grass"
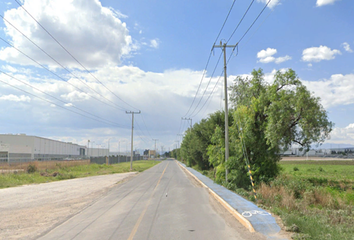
[0,159,90,171]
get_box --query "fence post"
[106,156,109,165]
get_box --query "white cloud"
[150,39,159,49]
[0,65,223,150]
[257,48,291,64]
[0,94,31,102]
[245,69,354,110]
[257,48,277,59]
[342,42,353,53]
[302,73,354,109]
[328,123,354,145]
[64,103,73,107]
[275,55,292,64]
[0,0,132,70]
[302,45,341,62]
[257,0,281,9]
[260,56,276,63]
[308,63,313,67]
[1,65,17,73]
[316,0,340,7]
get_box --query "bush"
[294,167,300,171]
[27,164,37,173]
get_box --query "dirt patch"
[0,172,137,240]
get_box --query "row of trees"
[177,69,333,189]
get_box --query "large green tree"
[180,111,229,169]
[209,68,333,188]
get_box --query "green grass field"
[0,160,160,189]
[193,160,354,239]
[280,160,354,181]
[259,161,354,240]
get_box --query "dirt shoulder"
[0,172,137,240]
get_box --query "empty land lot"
[0,172,137,240]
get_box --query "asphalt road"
[38,159,261,240]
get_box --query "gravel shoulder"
[0,172,137,240]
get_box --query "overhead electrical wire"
[183,0,237,117]
[227,0,272,64]
[186,51,223,118]
[139,114,154,140]
[13,0,139,111]
[188,0,273,118]
[0,15,127,111]
[0,78,126,127]
[226,0,255,43]
[0,37,124,111]
[184,0,258,119]
[0,70,127,127]
[191,72,224,118]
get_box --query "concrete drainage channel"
[176,160,286,240]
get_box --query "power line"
[0,37,124,111]
[186,51,223,117]
[227,0,255,43]
[183,0,238,117]
[227,0,273,64]
[214,0,238,44]
[0,14,127,111]
[0,78,126,127]
[13,0,139,111]
[191,72,224,118]
[0,70,126,127]
[139,114,154,140]
[193,0,273,118]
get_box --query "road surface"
[38,159,264,240]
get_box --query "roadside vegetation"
[0,160,160,189]
[190,160,354,240]
[258,161,354,240]
[170,68,353,239]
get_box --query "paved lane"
[38,159,262,240]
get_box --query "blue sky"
[0,0,353,152]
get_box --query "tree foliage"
[223,69,333,187]
[179,68,332,190]
[180,111,229,170]
[211,68,333,188]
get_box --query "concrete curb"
[176,160,255,232]
[176,160,285,239]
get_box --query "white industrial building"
[0,134,108,163]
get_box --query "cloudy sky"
[0,0,353,153]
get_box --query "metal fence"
[90,155,143,165]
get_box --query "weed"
[293,167,299,171]
[0,160,160,189]
[27,164,37,173]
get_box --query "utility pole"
[87,140,90,158]
[213,41,237,182]
[126,110,141,170]
[181,117,192,130]
[152,139,158,158]
[118,140,120,163]
[175,140,180,149]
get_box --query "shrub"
[293,167,299,171]
[27,164,37,173]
